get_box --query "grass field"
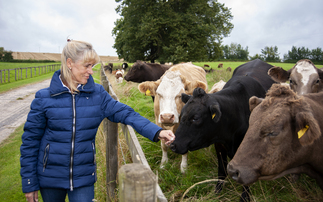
[1,61,323,201]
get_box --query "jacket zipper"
[92,142,96,165]
[70,94,76,191]
[43,144,50,172]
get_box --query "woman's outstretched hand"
[158,130,175,145]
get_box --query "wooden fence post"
[101,66,119,202]
[118,163,157,202]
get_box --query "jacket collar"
[50,70,95,95]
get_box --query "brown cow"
[227,84,323,191]
[218,63,223,68]
[268,59,323,95]
[138,63,208,173]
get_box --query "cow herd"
[105,59,323,201]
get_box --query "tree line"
[0,47,13,62]
[222,44,323,63]
[113,0,322,64]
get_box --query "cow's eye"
[267,132,277,137]
[289,79,293,85]
[191,115,199,122]
[316,79,320,84]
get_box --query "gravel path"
[0,79,51,144]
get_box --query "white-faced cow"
[115,69,124,84]
[170,59,277,201]
[124,60,171,83]
[227,84,323,194]
[268,59,323,95]
[138,63,208,173]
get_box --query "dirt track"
[0,79,51,144]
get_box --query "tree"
[261,46,280,62]
[311,47,323,63]
[221,43,249,60]
[3,51,13,62]
[0,47,4,60]
[113,0,233,63]
[283,46,320,63]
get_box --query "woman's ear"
[66,58,73,69]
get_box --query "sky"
[0,0,322,59]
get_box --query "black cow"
[104,63,113,74]
[122,62,128,71]
[170,59,277,202]
[124,60,171,83]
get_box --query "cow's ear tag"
[212,113,216,119]
[145,89,151,96]
[298,125,309,139]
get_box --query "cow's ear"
[194,80,208,91]
[249,96,263,112]
[318,68,323,80]
[181,93,191,103]
[268,66,291,83]
[138,81,159,96]
[209,103,221,123]
[295,112,321,146]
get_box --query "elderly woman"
[20,40,175,202]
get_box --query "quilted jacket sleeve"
[20,91,47,193]
[99,85,162,141]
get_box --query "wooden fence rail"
[100,64,167,202]
[0,64,61,84]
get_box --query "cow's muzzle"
[160,113,175,124]
[170,143,176,152]
[227,162,258,185]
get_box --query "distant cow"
[115,69,124,84]
[104,63,113,74]
[227,84,323,193]
[170,59,277,201]
[268,59,323,95]
[138,63,208,173]
[122,62,128,71]
[124,60,171,83]
[226,67,232,72]
[218,63,223,68]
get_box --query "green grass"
[1,61,323,201]
[0,125,37,201]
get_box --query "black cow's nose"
[170,143,176,152]
[227,163,240,181]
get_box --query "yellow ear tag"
[298,125,309,139]
[212,113,216,119]
[145,89,151,96]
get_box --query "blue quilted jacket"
[20,70,162,193]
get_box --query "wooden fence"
[100,65,167,202]
[0,64,61,84]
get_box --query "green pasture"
[1,61,322,201]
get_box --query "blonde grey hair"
[61,40,100,93]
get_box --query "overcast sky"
[1,0,322,59]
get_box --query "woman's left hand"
[158,130,175,145]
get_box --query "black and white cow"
[170,59,277,202]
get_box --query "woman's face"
[68,58,94,85]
